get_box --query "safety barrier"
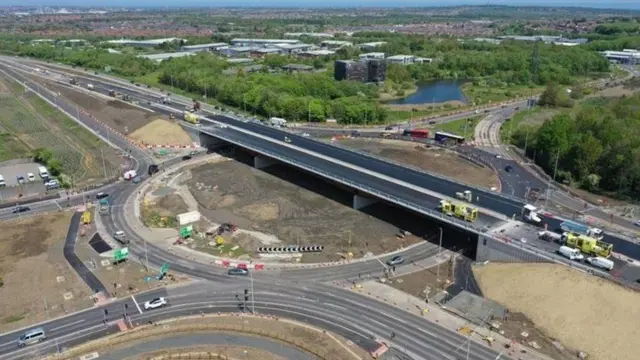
[257,245,324,253]
[214,259,265,271]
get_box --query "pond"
[386,80,467,105]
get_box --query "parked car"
[16,175,25,184]
[27,173,36,182]
[144,297,167,310]
[386,255,404,266]
[384,126,393,131]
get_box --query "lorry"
[184,112,200,124]
[560,220,604,240]
[564,233,613,258]
[538,230,565,243]
[455,190,473,202]
[522,204,542,224]
[269,117,287,127]
[439,200,478,222]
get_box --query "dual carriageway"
[0,57,639,359]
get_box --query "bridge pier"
[353,194,377,210]
[254,155,277,169]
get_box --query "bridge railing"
[195,126,488,235]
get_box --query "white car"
[301,133,311,137]
[27,173,36,182]
[143,297,167,310]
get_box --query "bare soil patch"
[388,260,454,299]
[338,138,499,189]
[0,212,94,333]
[473,262,640,360]
[129,119,193,146]
[186,160,415,263]
[38,80,156,135]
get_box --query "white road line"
[131,295,143,314]
[49,319,84,332]
[0,340,15,348]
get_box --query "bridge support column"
[197,131,225,149]
[353,194,377,210]
[254,155,277,169]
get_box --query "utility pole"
[436,227,443,283]
[250,270,255,314]
[544,149,560,209]
[100,148,107,179]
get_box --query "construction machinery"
[184,112,200,124]
[564,233,613,258]
[455,190,473,202]
[560,220,604,240]
[439,200,478,222]
[108,89,116,97]
[522,204,542,225]
[81,211,92,225]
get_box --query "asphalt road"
[0,282,501,360]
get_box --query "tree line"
[510,93,640,200]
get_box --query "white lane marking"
[131,295,143,314]
[0,340,15,348]
[49,319,84,332]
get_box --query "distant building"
[137,52,194,63]
[386,55,416,65]
[284,32,334,38]
[415,57,433,64]
[298,50,336,58]
[231,38,300,47]
[273,43,315,54]
[222,64,265,76]
[358,42,387,51]
[249,48,283,58]
[600,50,640,65]
[221,46,259,57]
[180,43,229,53]
[359,52,385,60]
[321,40,353,49]
[282,64,314,73]
[334,59,386,83]
[104,37,184,48]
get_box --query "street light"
[436,227,443,283]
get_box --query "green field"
[433,116,481,137]
[0,75,121,186]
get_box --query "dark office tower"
[366,59,387,83]
[334,60,367,82]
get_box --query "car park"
[144,297,167,310]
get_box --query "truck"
[99,198,110,215]
[538,230,564,243]
[193,100,201,112]
[269,117,287,127]
[564,233,613,258]
[522,204,542,224]
[439,199,478,222]
[560,220,604,240]
[184,112,200,124]
[455,190,473,202]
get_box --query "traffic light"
[244,289,249,302]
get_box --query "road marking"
[131,295,143,314]
[0,340,15,348]
[50,319,84,332]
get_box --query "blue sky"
[5,0,640,10]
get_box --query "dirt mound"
[473,262,640,360]
[129,119,193,146]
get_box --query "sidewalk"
[350,280,555,360]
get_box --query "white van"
[558,246,584,261]
[38,166,49,179]
[17,328,46,347]
[0,174,5,187]
[586,257,614,271]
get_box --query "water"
[386,80,467,105]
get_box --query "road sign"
[113,248,129,262]
[160,263,170,274]
[179,225,193,238]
